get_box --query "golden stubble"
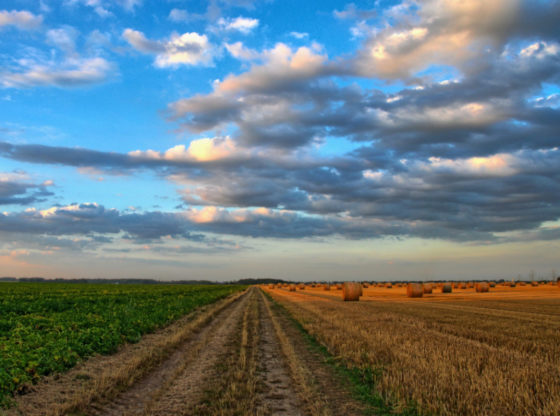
[265,285,560,415]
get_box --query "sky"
[1,0,559,281]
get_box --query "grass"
[265,291,421,416]
[266,286,560,416]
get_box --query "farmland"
[0,282,244,407]
[266,283,560,415]
[2,281,560,415]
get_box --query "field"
[0,282,244,408]
[2,281,559,415]
[266,283,560,415]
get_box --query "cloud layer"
[1,0,559,276]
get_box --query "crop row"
[0,282,245,407]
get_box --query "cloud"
[216,16,259,34]
[46,27,79,54]
[289,32,308,40]
[168,8,204,22]
[2,0,560,246]
[168,42,333,147]
[0,172,54,205]
[2,138,560,242]
[333,3,376,20]
[353,0,560,79]
[129,137,238,162]
[1,57,113,88]
[64,0,142,17]
[123,29,215,67]
[225,41,259,60]
[0,10,42,30]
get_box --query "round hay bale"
[518,281,526,286]
[362,283,369,288]
[475,282,489,292]
[385,283,393,289]
[489,282,496,288]
[531,281,538,287]
[407,283,423,298]
[510,281,517,287]
[298,284,305,290]
[459,283,467,289]
[342,282,361,301]
[441,283,452,293]
[423,283,433,294]
[289,284,296,292]
[268,284,274,289]
[335,283,342,290]
[323,284,331,291]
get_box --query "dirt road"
[8,287,361,416]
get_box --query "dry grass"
[190,291,263,416]
[264,285,560,416]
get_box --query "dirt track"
[8,287,361,416]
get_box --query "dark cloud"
[0,176,53,205]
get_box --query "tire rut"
[257,291,305,415]
[86,289,251,416]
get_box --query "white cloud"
[355,0,525,79]
[167,8,204,23]
[1,57,113,88]
[289,32,308,40]
[46,27,79,54]
[122,28,163,53]
[123,29,214,67]
[129,137,238,162]
[217,16,259,34]
[520,41,560,59]
[423,154,517,176]
[216,43,327,93]
[0,10,42,30]
[168,8,189,22]
[64,0,142,17]
[225,42,259,60]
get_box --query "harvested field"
[265,283,560,416]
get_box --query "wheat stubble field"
[3,282,560,415]
[265,283,560,416]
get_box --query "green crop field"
[0,282,245,407]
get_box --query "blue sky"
[1,0,559,281]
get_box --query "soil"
[6,287,363,416]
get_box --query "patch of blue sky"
[315,135,363,158]
[51,167,181,212]
[414,64,463,85]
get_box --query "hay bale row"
[342,282,362,301]
[475,282,489,292]
[441,283,452,293]
[407,283,423,298]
